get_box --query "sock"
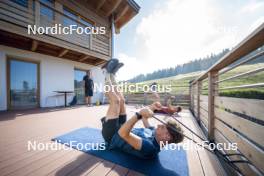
[110,74,118,85]
[104,72,112,85]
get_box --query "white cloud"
[116,0,264,80]
[240,1,264,13]
[116,53,146,81]
[249,16,264,33]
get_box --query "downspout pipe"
[111,15,115,58]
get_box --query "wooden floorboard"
[106,165,129,176]
[47,152,96,176]
[66,157,103,176]
[0,105,226,176]
[27,150,82,176]
[178,114,204,176]
[182,111,227,176]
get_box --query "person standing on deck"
[83,70,94,106]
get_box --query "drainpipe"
[111,15,115,58]
[102,15,115,105]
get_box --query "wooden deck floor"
[0,105,226,176]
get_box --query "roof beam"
[115,5,129,22]
[106,0,122,17]
[116,10,136,29]
[96,0,106,12]
[79,55,90,62]
[95,59,107,66]
[58,49,68,57]
[31,40,38,51]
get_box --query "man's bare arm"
[142,117,151,128]
[118,115,142,150]
[118,108,154,150]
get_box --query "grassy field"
[125,63,264,99]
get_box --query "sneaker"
[101,58,119,73]
[112,62,124,75]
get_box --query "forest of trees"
[128,47,264,83]
[128,49,230,83]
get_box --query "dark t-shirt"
[108,127,161,159]
[83,75,94,90]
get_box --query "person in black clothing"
[83,70,94,106]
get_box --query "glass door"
[74,69,86,104]
[9,59,39,109]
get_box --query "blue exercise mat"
[52,127,189,176]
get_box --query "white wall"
[0,51,7,111]
[40,58,75,107]
[0,45,105,110]
[90,67,105,104]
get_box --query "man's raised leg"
[110,74,127,124]
[110,75,126,114]
[104,73,120,121]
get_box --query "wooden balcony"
[0,0,113,65]
[189,23,264,175]
[122,23,264,175]
[0,105,226,176]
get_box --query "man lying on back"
[100,59,184,159]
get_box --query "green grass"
[124,63,264,99]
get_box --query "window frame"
[10,0,28,8]
[39,0,55,21]
[62,6,95,28]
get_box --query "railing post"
[89,34,93,50]
[195,83,198,118]
[189,84,192,111]
[143,92,147,105]
[208,71,217,142]
[197,81,201,125]
[28,0,34,20]
[54,1,62,23]
[34,0,40,26]
[190,83,194,112]
[110,15,115,58]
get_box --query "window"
[40,0,54,21]
[80,18,94,33]
[80,18,93,28]
[11,0,28,8]
[63,6,94,28]
[74,69,86,104]
[63,7,77,26]
[9,59,39,109]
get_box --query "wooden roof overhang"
[0,0,140,66]
[86,0,140,33]
[0,30,106,66]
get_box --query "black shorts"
[85,89,93,97]
[101,114,127,143]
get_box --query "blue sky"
[114,0,264,80]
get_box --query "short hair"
[166,120,184,144]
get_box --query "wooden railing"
[0,0,111,56]
[125,86,190,106]
[189,23,264,175]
